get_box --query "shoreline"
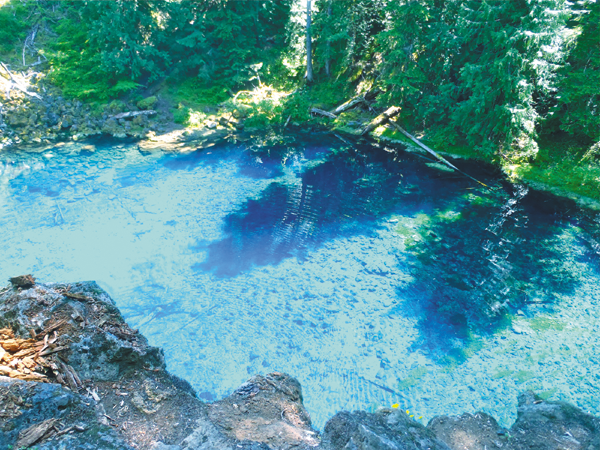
[1,72,599,212]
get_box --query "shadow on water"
[185,133,600,361]
[398,185,594,363]
[192,139,483,277]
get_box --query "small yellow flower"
[406,410,410,414]
[418,416,423,419]
[392,403,399,409]
[410,415,414,418]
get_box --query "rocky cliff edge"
[1,278,599,450]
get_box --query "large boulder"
[428,412,508,450]
[3,278,600,450]
[508,391,600,450]
[321,408,451,450]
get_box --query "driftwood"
[110,110,157,120]
[0,319,72,384]
[26,55,48,67]
[17,418,58,448]
[310,107,336,119]
[387,119,489,188]
[233,90,253,102]
[361,106,401,135]
[23,24,39,66]
[333,132,353,146]
[0,61,42,99]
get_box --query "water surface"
[1,135,599,429]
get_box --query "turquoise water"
[1,135,599,429]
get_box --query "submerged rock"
[9,274,36,289]
[1,279,599,449]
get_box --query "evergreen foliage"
[46,0,293,100]
[0,0,598,166]
[48,1,170,99]
[0,0,29,55]
[378,0,569,160]
[557,0,600,140]
[312,0,386,80]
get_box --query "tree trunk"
[310,107,336,119]
[306,0,314,83]
[331,96,365,115]
[387,119,489,188]
[325,0,332,77]
[361,106,402,135]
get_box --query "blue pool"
[1,134,599,429]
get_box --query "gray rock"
[428,412,507,450]
[3,280,600,450]
[0,281,320,450]
[321,409,451,450]
[509,391,600,450]
[0,377,132,449]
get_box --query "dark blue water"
[1,134,600,428]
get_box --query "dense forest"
[0,0,599,198]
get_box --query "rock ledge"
[1,279,599,450]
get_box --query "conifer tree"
[438,0,567,158]
[313,0,386,79]
[377,0,569,160]
[557,0,600,141]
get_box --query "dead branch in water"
[387,119,490,188]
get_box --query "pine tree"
[446,0,569,158]
[312,0,386,79]
[376,0,461,122]
[557,0,600,141]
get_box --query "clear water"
[1,135,600,430]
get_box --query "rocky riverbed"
[1,277,599,450]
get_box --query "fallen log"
[330,89,380,116]
[331,96,365,115]
[23,24,39,66]
[387,119,489,188]
[310,107,337,119]
[110,110,157,120]
[333,132,353,146]
[364,88,381,102]
[361,106,401,135]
